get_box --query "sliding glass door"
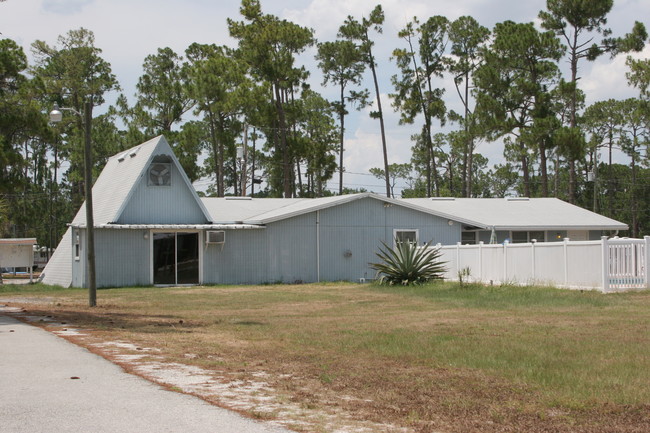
[153,232,199,285]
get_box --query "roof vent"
[225,196,252,201]
[430,197,455,201]
[117,152,128,162]
[506,197,529,201]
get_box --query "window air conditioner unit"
[206,230,225,245]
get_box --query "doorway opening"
[153,232,199,285]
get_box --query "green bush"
[370,240,447,285]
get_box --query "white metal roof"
[401,197,628,231]
[202,194,627,231]
[40,227,72,287]
[0,238,37,245]
[201,197,303,223]
[202,193,386,224]
[72,135,212,226]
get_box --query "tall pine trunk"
[366,40,391,198]
[273,83,292,198]
[338,84,345,194]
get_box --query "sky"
[2,0,650,195]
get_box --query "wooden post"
[84,101,97,307]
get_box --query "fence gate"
[603,237,648,291]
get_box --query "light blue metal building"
[41,136,627,288]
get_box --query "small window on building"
[74,234,80,260]
[461,231,477,245]
[512,231,528,243]
[511,231,545,243]
[394,229,418,246]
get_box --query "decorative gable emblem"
[148,163,171,186]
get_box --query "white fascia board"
[491,224,629,231]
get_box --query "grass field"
[2,281,649,432]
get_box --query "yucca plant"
[370,240,447,285]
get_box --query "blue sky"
[3,0,649,195]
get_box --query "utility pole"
[84,100,97,306]
[50,100,97,306]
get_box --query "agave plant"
[370,240,447,285]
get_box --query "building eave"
[490,224,629,231]
[69,223,264,230]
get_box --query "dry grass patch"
[2,282,650,432]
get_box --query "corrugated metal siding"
[64,196,464,287]
[94,229,151,288]
[201,197,460,285]
[266,213,317,283]
[118,162,208,225]
[203,229,269,284]
[40,227,73,287]
[202,213,317,284]
[319,198,458,281]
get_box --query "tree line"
[1,0,649,252]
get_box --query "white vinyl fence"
[431,236,649,293]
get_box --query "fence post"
[436,243,446,279]
[564,238,569,288]
[601,236,610,293]
[456,242,461,282]
[503,240,508,284]
[643,236,650,289]
[531,239,536,283]
[478,241,483,283]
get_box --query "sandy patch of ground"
[0,304,414,433]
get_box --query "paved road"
[0,313,292,433]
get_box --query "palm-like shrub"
[370,240,447,285]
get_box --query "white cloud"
[42,0,94,15]
[2,0,648,192]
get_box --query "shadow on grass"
[20,307,201,335]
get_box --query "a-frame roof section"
[72,135,211,226]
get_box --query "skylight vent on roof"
[506,197,529,201]
[225,196,253,200]
[430,197,455,201]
